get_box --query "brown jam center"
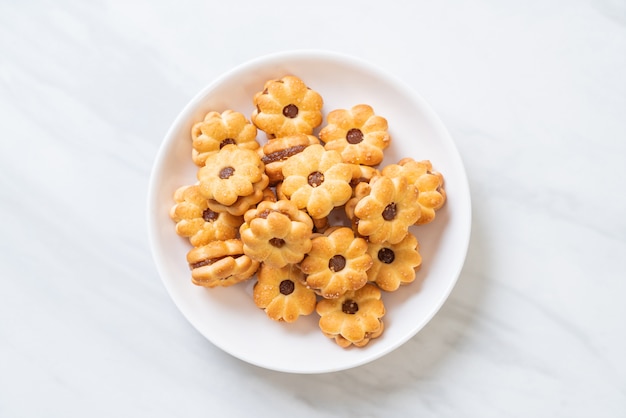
[261,145,307,164]
[269,238,285,248]
[220,138,236,148]
[202,208,219,222]
[382,202,397,221]
[279,279,295,295]
[282,104,299,118]
[342,299,359,314]
[328,255,346,272]
[308,171,324,187]
[189,259,213,270]
[378,248,395,264]
[346,128,364,144]
[350,176,371,188]
[219,166,235,179]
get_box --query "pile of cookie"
[169,75,446,348]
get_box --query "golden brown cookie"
[205,176,270,217]
[253,264,317,323]
[382,158,446,225]
[319,104,390,166]
[312,216,330,234]
[191,110,259,167]
[251,75,323,138]
[278,144,353,219]
[258,134,320,185]
[351,174,420,244]
[169,184,243,247]
[344,180,370,230]
[316,283,385,348]
[240,199,314,268]
[187,239,259,288]
[261,186,277,203]
[349,164,380,191]
[346,165,380,224]
[198,143,269,207]
[366,232,422,291]
[299,226,372,299]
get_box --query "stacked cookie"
[169,75,447,348]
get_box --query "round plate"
[147,50,471,374]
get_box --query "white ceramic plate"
[148,50,471,374]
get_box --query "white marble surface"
[1,0,625,416]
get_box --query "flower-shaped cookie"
[278,144,353,219]
[319,104,390,166]
[253,264,316,323]
[316,283,385,348]
[382,158,446,225]
[366,232,422,291]
[191,110,259,166]
[205,176,270,217]
[198,144,268,207]
[352,174,420,244]
[169,184,243,247]
[251,75,323,138]
[187,239,259,288]
[258,134,320,185]
[299,226,373,299]
[240,199,314,268]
